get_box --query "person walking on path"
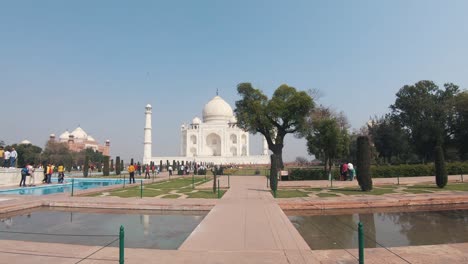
[128,164,136,184]
[168,166,173,176]
[3,149,10,168]
[10,148,18,168]
[20,164,29,187]
[145,164,150,179]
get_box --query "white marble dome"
[20,140,31,145]
[192,117,201,124]
[87,135,96,142]
[202,96,234,123]
[59,130,70,141]
[71,127,88,140]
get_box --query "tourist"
[3,148,10,167]
[347,163,354,181]
[10,147,18,168]
[46,163,54,184]
[168,165,173,176]
[145,164,150,179]
[340,163,348,181]
[20,164,29,187]
[151,164,155,176]
[28,163,35,186]
[57,164,65,183]
[0,146,4,167]
[137,164,142,176]
[128,164,136,183]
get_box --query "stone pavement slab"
[180,176,309,252]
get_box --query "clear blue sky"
[1,0,467,162]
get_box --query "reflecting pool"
[289,209,468,249]
[0,208,206,249]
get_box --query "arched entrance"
[206,133,222,156]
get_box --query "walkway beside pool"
[1,176,468,263]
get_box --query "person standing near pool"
[347,162,355,181]
[10,147,18,168]
[27,163,35,186]
[144,164,150,179]
[57,164,65,183]
[128,163,136,184]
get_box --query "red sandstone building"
[49,126,110,156]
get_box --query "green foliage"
[434,146,448,188]
[454,91,468,160]
[306,109,349,175]
[115,156,121,175]
[12,143,42,167]
[368,114,410,163]
[357,136,372,191]
[83,155,89,177]
[110,159,114,172]
[41,141,72,167]
[103,156,110,176]
[289,168,339,180]
[391,81,460,162]
[235,83,315,180]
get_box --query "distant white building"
[144,95,270,165]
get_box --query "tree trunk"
[269,154,278,191]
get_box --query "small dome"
[192,117,201,124]
[87,135,96,142]
[50,134,56,138]
[202,96,234,123]
[146,104,152,108]
[71,127,88,140]
[59,130,70,141]
[20,140,31,145]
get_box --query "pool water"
[0,208,206,249]
[0,178,126,195]
[289,209,468,250]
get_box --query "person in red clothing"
[145,164,150,179]
[340,163,348,181]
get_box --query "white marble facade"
[146,95,270,165]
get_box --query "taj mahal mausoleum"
[143,95,270,165]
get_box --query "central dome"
[202,96,234,123]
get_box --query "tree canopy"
[235,83,314,189]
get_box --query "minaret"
[262,136,269,155]
[143,104,152,165]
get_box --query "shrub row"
[287,162,468,181]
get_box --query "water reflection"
[0,209,206,249]
[289,209,468,250]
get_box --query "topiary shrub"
[110,159,114,172]
[434,145,447,188]
[83,155,89,177]
[116,156,121,175]
[103,156,110,176]
[357,136,372,191]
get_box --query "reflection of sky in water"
[289,210,468,250]
[0,210,206,249]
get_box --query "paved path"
[180,176,310,252]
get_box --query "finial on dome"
[216,88,219,96]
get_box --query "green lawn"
[410,183,468,191]
[275,190,309,198]
[86,177,214,198]
[186,190,226,199]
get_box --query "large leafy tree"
[368,115,410,164]
[390,81,459,162]
[41,141,73,168]
[306,107,349,176]
[454,91,468,159]
[235,83,314,190]
[9,143,42,167]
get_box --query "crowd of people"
[0,146,18,168]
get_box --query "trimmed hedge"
[287,162,468,181]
